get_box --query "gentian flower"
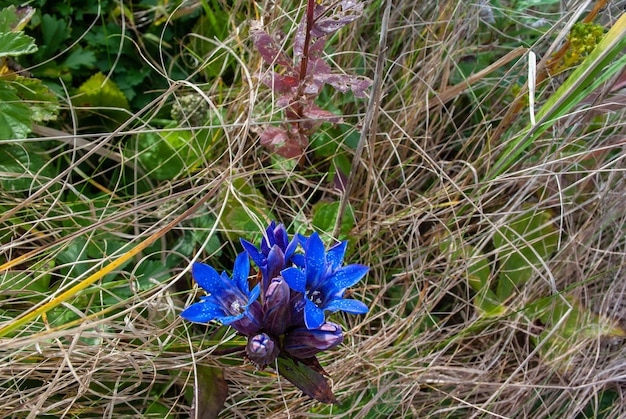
[181,222,370,403]
[181,252,262,336]
[281,232,369,329]
[241,222,300,292]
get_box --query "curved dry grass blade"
[0,177,224,338]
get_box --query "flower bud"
[265,245,285,286]
[283,322,344,359]
[246,333,279,369]
[263,277,291,336]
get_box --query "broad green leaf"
[493,207,558,299]
[0,32,37,57]
[8,76,59,122]
[62,47,96,70]
[189,365,229,419]
[189,212,222,256]
[312,200,354,239]
[74,72,130,110]
[0,6,19,33]
[531,295,626,373]
[130,127,196,181]
[0,84,31,139]
[39,14,69,57]
[56,237,90,278]
[276,355,337,404]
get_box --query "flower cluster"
[554,22,605,73]
[181,222,369,371]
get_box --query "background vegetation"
[1,0,626,417]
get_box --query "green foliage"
[0,31,37,57]
[440,239,504,316]
[492,206,558,298]
[219,177,275,242]
[312,200,355,240]
[0,258,53,299]
[443,204,624,373]
[72,71,130,126]
[0,5,58,139]
[0,143,57,192]
[189,0,238,81]
[0,87,31,139]
[529,296,626,373]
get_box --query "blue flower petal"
[181,300,225,323]
[285,236,299,263]
[191,262,222,294]
[325,298,369,314]
[303,298,325,329]
[248,283,261,305]
[291,253,305,268]
[217,312,245,325]
[240,239,266,267]
[304,233,326,283]
[332,264,369,290]
[326,241,347,269]
[232,252,250,294]
[281,267,307,292]
[273,223,289,249]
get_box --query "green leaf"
[493,207,558,299]
[189,365,229,419]
[73,72,130,127]
[0,32,37,57]
[129,126,197,181]
[0,5,35,33]
[276,356,337,404]
[0,259,53,300]
[0,144,57,192]
[530,296,626,373]
[0,6,19,33]
[0,84,31,139]
[62,47,96,70]
[74,72,130,110]
[312,200,354,239]
[8,76,59,122]
[39,14,69,57]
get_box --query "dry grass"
[1,0,626,417]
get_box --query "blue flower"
[240,221,299,292]
[181,252,262,336]
[281,232,369,329]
